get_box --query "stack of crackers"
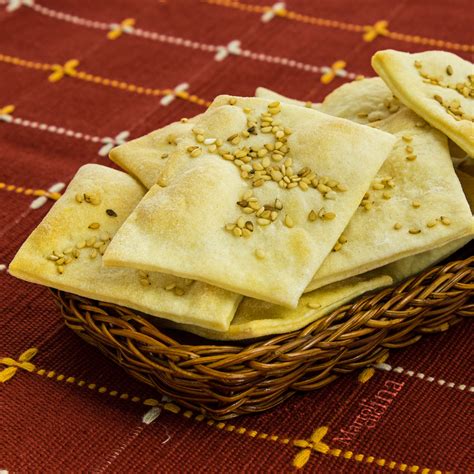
[10,49,473,340]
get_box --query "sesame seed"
[55,257,65,265]
[284,215,294,228]
[243,107,252,114]
[245,221,254,231]
[268,101,280,108]
[88,222,100,229]
[333,242,342,252]
[299,181,309,191]
[304,101,313,108]
[426,220,437,228]
[190,147,202,158]
[274,199,283,210]
[196,134,204,143]
[237,217,245,228]
[393,223,402,230]
[336,183,347,192]
[406,155,417,161]
[270,211,278,221]
[412,200,421,208]
[140,278,150,287]
[161,153,169,159]
[382,192,392,200]
[57,266,64,274]
[165,283,176,291]
[261,126,272,133]
[307,302,321,309]
[204,138,216,145]
[402,135,412,143]
[357,112,368,118]
[255,249,265,259]
[229,98,237,105]
[446,65,453,76]
[325,191,337,200]
[372,183,384,190]
[323,212,336,220]
[76,240,86,249]
[405,145,414,153]
[83,193,101,206]
[414,60,422,69]
[72,249,80,258]
[440,216,451,225]
[75,193,83,203]
[338,235,348,244]
[47,254,59,261]
[90,249,98,258]
[233,227,243,237]
[174,287,185,296]
[433,94,443,104]
[100,232,110,241]
[106,209,117,217]
[167,134,177,145]
[409,228,421,234]
[86,237,96,247]
[242,228,252,238]
[308,210,317,222]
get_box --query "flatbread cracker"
[109,119,200,189]
[385,219,473,283]
[319,77,404,124]
[103,96,396,307]
[173,272,392,340]
[255,86,321,109]
[307,107,472,292]
[372,49,474,157]
[9,164,241,331]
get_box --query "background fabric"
[0,0,472,472]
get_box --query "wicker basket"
[53,250,473,420]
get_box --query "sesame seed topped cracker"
[9,165,241,332]
[103,96,395,307]
[372,49,474,157]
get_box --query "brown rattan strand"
[52,255,473,419]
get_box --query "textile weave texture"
[0,0,472,472]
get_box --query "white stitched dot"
[426,377,435,382]
[406,370,414,376]
[393,367,404,373]
[437,379,446,385]
[416,373,425,379]
[458,384,466,390]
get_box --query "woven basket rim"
[54,251,473,419]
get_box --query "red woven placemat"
[0,1,472,472]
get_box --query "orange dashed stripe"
[0,53,211,108]
[3,355,448,473]
[205,0,474,52]
[0,181,62,200]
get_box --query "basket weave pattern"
[53,256,473,419]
